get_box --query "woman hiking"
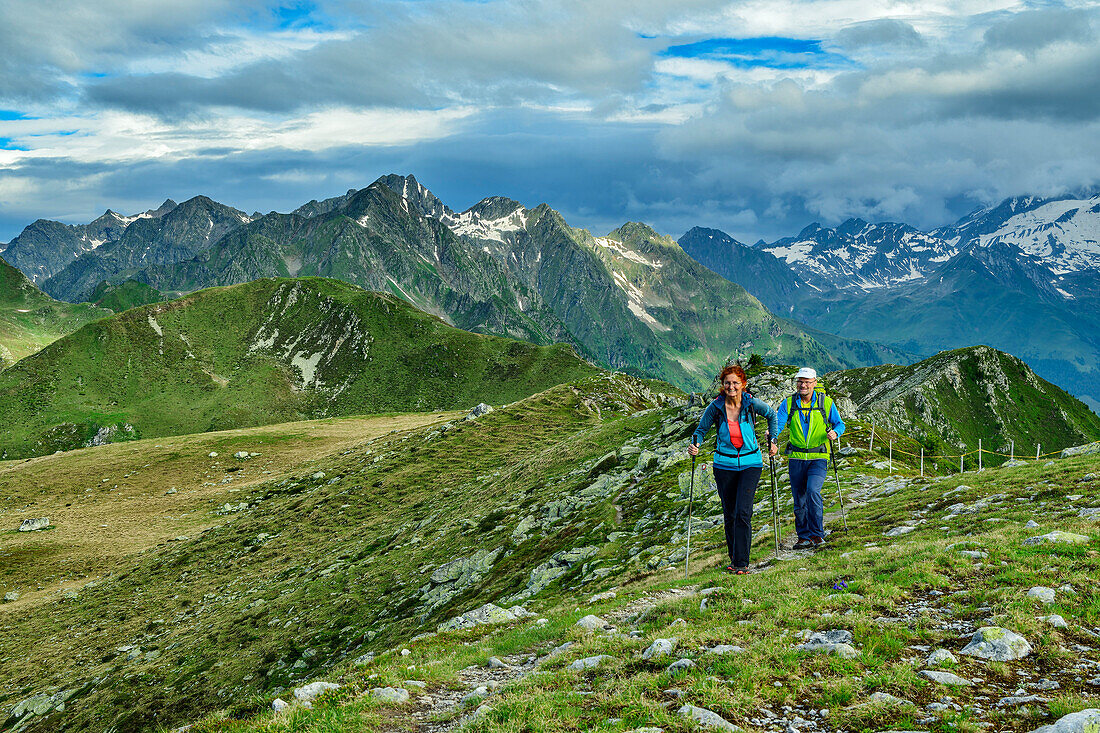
[689,364,778,574]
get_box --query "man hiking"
[775,367,845,550]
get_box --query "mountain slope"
[0,256,110,368]
[0,201,176,284]
[132,175,903,390]
[0,277,598,459]
[41,197,248,302]
[826,345,1100,457]
[3,364,1099,732]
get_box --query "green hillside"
[0,256,110,368]
[90,279,164,312]
[2,371,1099,733]
[0,277,599,459]
[827,345,1100,463]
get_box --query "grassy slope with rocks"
[90,279,165,312]
[826,346,1100,464]
[5,367,1100,733]
[0,256,110,368]
[0,276,598,459]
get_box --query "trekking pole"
[685,436,697,578]
[769,454,780,559]
[830,437,848,531]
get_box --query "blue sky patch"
[0,109,28,121]
[663,36,851,69]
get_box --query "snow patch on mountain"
[972,196,1100,274]
[593,237,662,268]
[446,208,529,243]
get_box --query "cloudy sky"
[1,0,1099,243]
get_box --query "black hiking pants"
[714,465,763,568]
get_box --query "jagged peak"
[463,196,525,221]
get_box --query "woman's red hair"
[719,364,747,388]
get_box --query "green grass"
[0,277,601,459]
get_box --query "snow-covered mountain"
[937,194,1100,275]
[760,219,959,292]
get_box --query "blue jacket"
[692,394,778,470]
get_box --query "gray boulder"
[18,517,49,532]
[438,603,531,631]
[369,687,410,703]
[642,638,677,660]
[665,658,696,677]
[293,681,340,703]
[1042,614,1068,628]
[588,451,619,477]
[466,403,494,420]
[921,670,974,686]
[677,704,743,731]
[799,630,858,659]
[569,655,614,671]
[926,648,957,666]
[575,614,611,631]
[1028,708,1100,732]
[2,591,19,603]
[1027,587,1056,604]
[884,525,917,537]
[960,627,1031,661]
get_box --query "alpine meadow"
[3,3,1100,733]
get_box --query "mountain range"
[0,176,908,391]
[679,193,1100,410]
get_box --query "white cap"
[795,367,817,380]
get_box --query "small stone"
[707,645,744,655]
[487,657,507,669]
[18,517,49,532]
[1025,520,1040,528]
[869,691,915,707]
[921,670,974,686]
[1042,615,1068,628]
[311,471,325,480]
[884,525,917,537]
[666,658,696,677]
[926,648,957,666]
[2,591,19,603]
[208,451,218,457]
[369,687,410,704]
[165,488,177,495]
[403,680,427,689]
[272,698,290,712]
[677,703,743,731]
[589,590,617,603]
[997,694,1047,707]
[234,451,250,459]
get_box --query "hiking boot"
[793,538,813,550]
[810,536,826,548]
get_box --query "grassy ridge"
[0,257,110,368]
[0,277,599,459]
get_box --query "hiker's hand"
[688,443,699,456]
[827,430,838,441]
[769,441,778,457]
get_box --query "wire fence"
[837,423,1068,477]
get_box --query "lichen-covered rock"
[799,629,858,658]
[437,603,531,631]
[926,648,957,666]
[1023,531,1090,546]
[960,627,1032,661]
[1028,586,1056,604]
[369,687,410,703]
[18,517,49,532]
[294,681,340,703]
[642,638,677,660]
[420,547,503,610]
[665,658,696,677]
